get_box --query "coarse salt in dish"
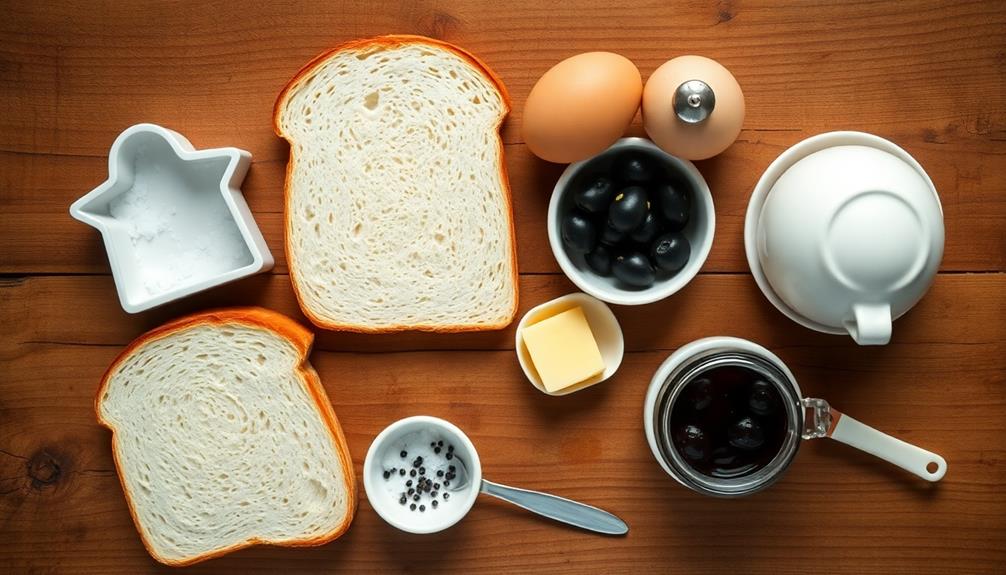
[108,157,252,296]
[364,416,482,534]
[70,123,273,313]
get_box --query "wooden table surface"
[2,1,1004,573]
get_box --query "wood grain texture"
[1,0,1005,573]
[1,276,1004,574]
[1,1,1005,274]
[1,345,1004,575]
[2,136,1004,274]
[2,273,1004,355]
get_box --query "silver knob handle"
[673,79,716,124]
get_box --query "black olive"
[650,232,690,273]
[728,417,766,451]
[608,187,648,232]
[685,377,714,411]
[612,252,655,288]
[711,446,739,467]
[574,176,615,213]
[629,210,662,244]
[748,379,780,416]
[653,182,690,230]
[585,244,614,276]
[599,220,626,246]
[674,424,709,462]
[613,152,657,184]
[561,211,597,254]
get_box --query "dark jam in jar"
[670,365,788,478]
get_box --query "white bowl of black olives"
[548,137,715,305]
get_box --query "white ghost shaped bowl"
[69,123,273,313]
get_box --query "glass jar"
[643,337,946,497]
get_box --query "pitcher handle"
[846,302,892,345]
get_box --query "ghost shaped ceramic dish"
[70,123,273,313]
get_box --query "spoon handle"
[479,479,628,535]
[828,409,947,482]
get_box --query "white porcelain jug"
[745,132,944,345]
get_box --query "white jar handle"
[828,410,946,482]
[846,303,892,345]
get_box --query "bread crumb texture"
[99,323,350,563]
[279,41,515,329]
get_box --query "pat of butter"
[521,306,605,393]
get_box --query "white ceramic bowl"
[515,292,624,395]
[745,132,943,345]
[69,123,273,313]
[548,137,715,306]
[363,416,482,534]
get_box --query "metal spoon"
[447,452,628,536]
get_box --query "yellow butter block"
[521,306,605,393]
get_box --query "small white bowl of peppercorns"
[548,137,715,306]
[363,416,482,534]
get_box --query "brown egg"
[643,55,745,160]
[522,52,642,164]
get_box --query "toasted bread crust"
[274,35,519,333]
[95,307,356,567]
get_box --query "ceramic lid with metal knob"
[673,79,716,124]
[744,131,945,345]
[643,55,745,161]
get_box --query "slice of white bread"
[96,308,355,566]
[274,35,518,332]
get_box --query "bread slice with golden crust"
[96,307,355,566]
[274,35,518,333]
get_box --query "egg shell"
[643,55,745,161]
[522,52,642,164]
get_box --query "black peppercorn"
[399,496,407,505]
[446,453,453,460]
[383,470,391,479]
[437,470,444,477]
[400,450,407,458]
[406,480,413,487]
[434,447,441,454]
[419,467,426,475]
[432,500,438,508]
[410,469,416,477]
[434,482,440,490]
[408,488,414,495]
[399,469,406,476]
[444,480,450,487]
[410,503,416,511]
[447,445,454,452]
[448,465,455,472]
[419,505,426,512]
[438,440,444,447]
[443,493,450,500]
[431,491,438,498]
[413,494,420,502]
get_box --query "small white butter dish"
[69,123,273,313]
[515,292,624,395]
